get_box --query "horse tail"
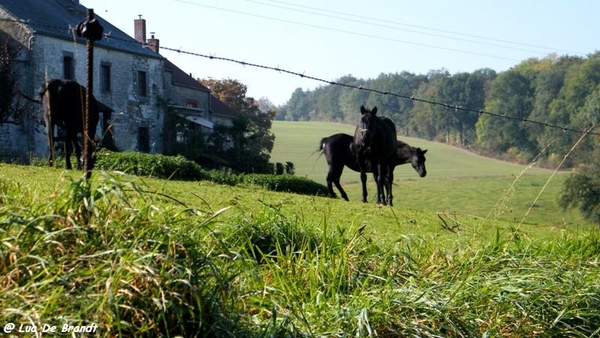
[319,136,328,152]
[311,136,329,160]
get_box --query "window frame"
[63,53,75,80]
[137,70,148,97]
[100,63,111,93]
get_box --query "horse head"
[355,105,379,148]
[411,148,428,177]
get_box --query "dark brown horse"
[353,106,398,205]
[318,133,427,203]
[40,79,99,169]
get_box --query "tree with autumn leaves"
[200,78,276,174]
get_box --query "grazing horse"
[40,79,99,170]
[353,105,398,205]
[318,133,427,202]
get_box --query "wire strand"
[157,44,600,136]
[2,17,598,136]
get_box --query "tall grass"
[1,169,599,336]
[0,173,241,336]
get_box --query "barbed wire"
[156,44,599,136]
[2,17,598,136]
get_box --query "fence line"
[158,44,599,136]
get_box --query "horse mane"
[397,139,422,152]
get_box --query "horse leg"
[326,179,336,198]
[386,166,394,206]
[377,163,389,206]
[328,165,349,200]
[376,166,387,205]
[74,138,82,170]
[334,179,349,201]
[360,170,368,203]
[326,165,339,199]
[64,138,72,170]
[371,172,381,204]
[332,165,349,201]
[47,122,54,167]
[326,165,336,198]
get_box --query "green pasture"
[1,163,599,336]
[271,121,588,226]
[0,121,595,337]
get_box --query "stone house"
[0,0,167,161]
[134,17,239,162]
[0,0,238,163]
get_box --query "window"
[63,55,74,79]
[101,64,111,92]
[186,99,198,108]
[137,71,147,97]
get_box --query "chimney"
[134,15,146,43]
[147,32,160,53]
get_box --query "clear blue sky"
[80,0,599,105]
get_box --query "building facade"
[0,0,238,163]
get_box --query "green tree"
[313,85,339,121]
[284,88,312,121]
[476,69,536,159]
[201,78,275,173]
[409,78,436,139]
[527,56,581,157]
[460,69,496,145]
[559,142,600,225]
[543,54,600,167]
[339,85,370,122]
[366,71,426,135]
[408,69,450,141]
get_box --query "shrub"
[559,172,600,225]
[69,151,326,197]
[242,174,328,196]
[206,168,241,186]
[94,151,209,181]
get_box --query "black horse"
[40,79,99,170]
[318,133,427,203]
[353,105,398,205]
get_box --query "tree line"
[276,52,600,169]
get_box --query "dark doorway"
[138,127,150,153]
